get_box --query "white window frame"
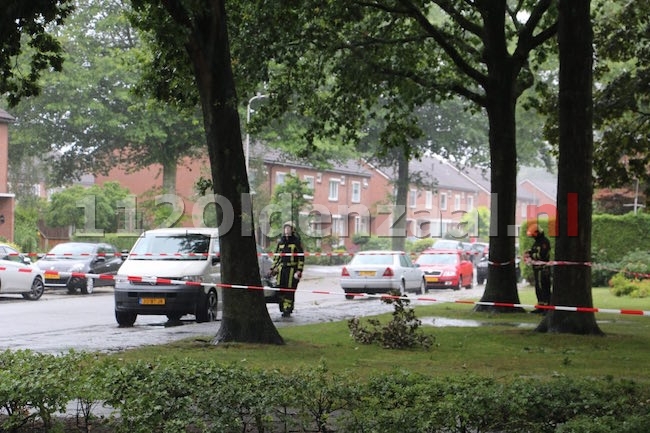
[440,192,448,211]
[408,189,417,208]
[467,195,474,212]
[328,179,340,201]
[425,191,433,210]
[351,181,361,203]
[454,194,461,211]
[275,171,287,186]
[303,175,315,199]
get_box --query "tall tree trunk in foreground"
[162,0,283,344]
[536,0,602,335]
[474,2,523,312]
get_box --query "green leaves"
[0,0,75,106]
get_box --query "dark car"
[468,242,489,264]
[476,254,521,285]
[36,242,124,294]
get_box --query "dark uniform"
[528,227,551,312]
[271,223,304,317]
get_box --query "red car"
[415,249,473,291]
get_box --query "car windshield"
[130,233,212,260]
[433,240,459,250]
[351,254,395,266]
[417,253,457,265]
[45,243,96,259]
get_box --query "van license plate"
[140,297,165,305]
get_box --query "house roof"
[255,144,372,178]
[378,154,481,192]
[0,108,15,123]
[517,166,557,201]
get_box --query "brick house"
[0,108,16,242]
[91,147,557,249]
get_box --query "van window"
[130,233,212,260]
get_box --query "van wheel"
[196,289,218,323]
[115,311,137,327]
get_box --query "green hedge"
[2,350,650,433]
[519,213,650,285]
[592,213,650,263]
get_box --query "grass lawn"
[112,285,650,383]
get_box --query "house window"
[354,215,369,235]
[521,203,528,218]
[425,191,433,209]
[275,172,287,186]
[304,175,315,198]
[332,214,345,237]
[440,193,447,211]
[328,180,339,201]
[409,190,417,208]
[351,181,361,203]
[467,195,474,212]
[454,194,461,211]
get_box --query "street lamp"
[245,93,268,175]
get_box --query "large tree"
[238,1,558,309]
[128,0,282,344]
[0,0,74,106]
[8,0,205,191]
[536,0,602,334]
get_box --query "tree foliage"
[593,0,650,200]
[0,0,74,106]
[7,0,205,187]
[46,181,130,233]
[235,1,558,306]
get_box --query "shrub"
[609,273,650,298]
[348,292,434,350]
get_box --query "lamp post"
[245,93,268,175]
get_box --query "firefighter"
[525,223,551,314]
[270,221,304,317]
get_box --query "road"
[0,265,485,354]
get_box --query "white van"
[114,227,221,327]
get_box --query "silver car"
[340,250,425,300]
[0,244,45,300]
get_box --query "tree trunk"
[166,0,283,344]
[161,157,177,196]
[474,4,521,312]
[536,0,602,335]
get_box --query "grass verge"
[111,286,650,383]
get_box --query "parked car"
[0,244,45,300]
[36,242,124,294]
[416,249,474,291]
[468,242,489,264]
[114,227,275,327]
[431,239,466,251]
[340,250,425,300]
[476,255,522,285]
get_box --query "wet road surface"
[0,265,485,354]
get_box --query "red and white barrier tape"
[0,266,39,274]
[21,269,650,318]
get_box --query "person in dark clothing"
[270,221,305,317]
[526,224,552,314]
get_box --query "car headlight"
[442,270,456,277]
[181,275,204,283]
